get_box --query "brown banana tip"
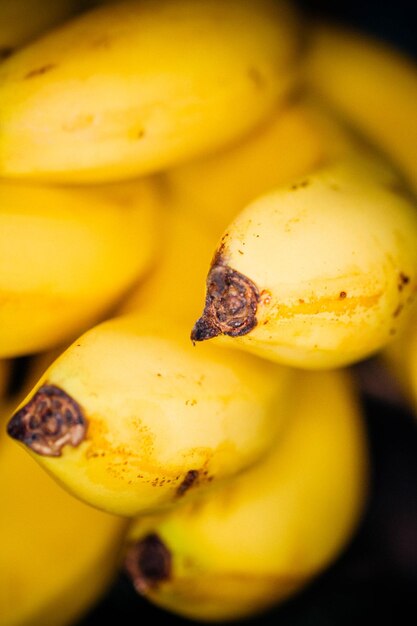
[6,384,87,457]
[124,533,172,594]
[191,259,260,342]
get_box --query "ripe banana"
[0,0,303,184]
[0,0,82,58]
[0,177,161,358]
[162,96,348,233]
[123,367,369,622]
[190,147,417,369]
[6,311,294,517]
[304,21,417,195]
[119,194,221,327]
[0,394,129,626]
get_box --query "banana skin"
[0,0,303,183]
[123,368,369,622]
[305,20,417,195]
[0,176,161,358]
[6,312,294,517]
[191,149,417,369]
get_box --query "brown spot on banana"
[176,469,199,497]
[7,384,87,456]
[191,255,260,342]
[24,64,56,79]
[124,533,172,594]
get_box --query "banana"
[0,394,129,626]
[118,194,221,327]
[0,0,83,58]
[0,0,303,184]
[190,147,417,369]
[6,311,294,518]
[0,177,161,359]
[123,367,369,622]
[304,20,417,195]
[162,96,348,233]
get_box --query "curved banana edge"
[122,367,369,622]
[304,20,417,195]
[0,176,162,358]
[0,0,304,183]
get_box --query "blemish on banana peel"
[176,469,199,497]
[24,64,56,79]
[7,384,87,457]
[0,47,13,59]
[398,272,410,291]
[190,254,260,342]
[125,533,171,594]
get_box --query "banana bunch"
[123,367,368,622]
[0,0,416,624]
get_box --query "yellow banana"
[123,367,369,622]
[0,177,161,359]
[118,176,228,326]
[0,0,303,184]
[6,311,294,518]
[0,0,82,58]
[162,96,348,233]
[190,147,417,369]
[304,20,417,194]
[0,395,129,626]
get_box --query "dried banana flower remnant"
[7,384,87,456]
[191,255,260,342]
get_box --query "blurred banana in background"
[0,0,303,183]
[161,96,347,234]
[123,368,369,622]
[305,21,417,194]
[0,177,161,358]
[6,311,294,517]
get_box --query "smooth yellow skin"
[0,0,83,53]
[125,368,369,622]
[119,195,222,327]
[0,398,128,626]
[0,177,161,358]
[194,149,417,369]
[0,0,302,184]
[9,312,294,517]
[163,97,344,233]
[305,21,417,194]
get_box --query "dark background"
[78,1,417,623]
